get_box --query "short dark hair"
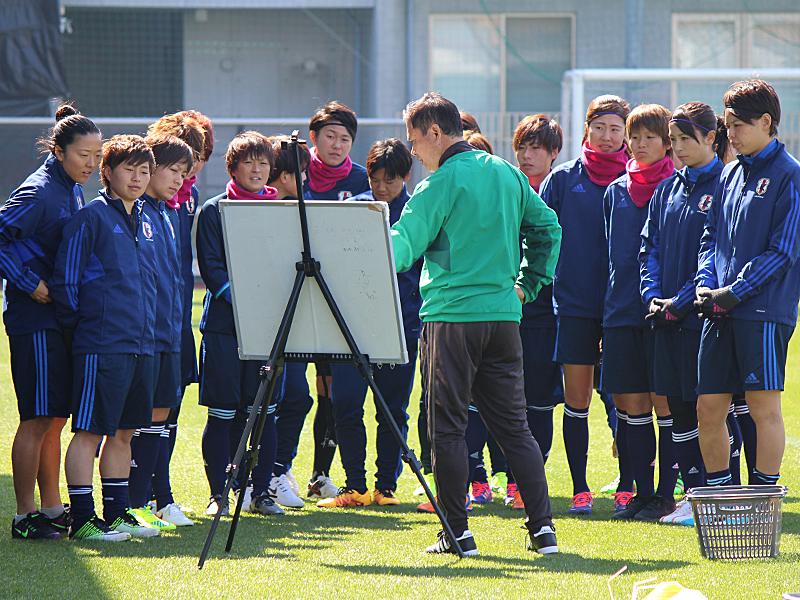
[513,114,563,154]
[180,110,215,161]
[671,102,729,161]
[225,131,274,178]
[404,92,463,137]
[460,111,480,134]
[267,135,311,184]
[145,133,193,170]
[147,113,205,164]
[100,135,155,188]
[365,138,413,180]
[37,102,101,155]
[309,101,358,140]
[626,104,672,152]
[464,131,493,154]
[582,95,632,157]
[724,79,780,137]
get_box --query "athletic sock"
[68,485,95,530]
[751,469,780,486]
[40,504,65,519]
[250,408,277,496]
[733,401,757,479]
[627,412,656,497]
[167,404,180,461]
[615,409,634,492]
[202,411,234,497]
[312,394,336,479]
[527,406,554,464]
[563,403,590,495]
[727,407,743,485]
[706,468,732,487]
[485,432,508,474]
[466,407,488,483]
[668,396,705,489]
[655,415,679,498]
[152,425,174,511]
[101,477,129,524]
[272,461,288,477]
[128,421,165,509]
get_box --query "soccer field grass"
[0,289,797,599]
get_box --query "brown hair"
[180,110,215,161]
[671,102,729,161]
[460,111,480,134]
[403,92,463,137]
[366,138,413,179]
[267,135,311,184]
[225,131,274,178]
[513,114,563,154]
[464,131,493,154]
[37,102,101,155]
[627,104,672,156]
[309,101,358,140]
[582,95,631,155]
[147,113,205,164]
[724,79,781,137]
[100,135,155,188]
[145,133,193,170]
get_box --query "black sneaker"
[634,495,676,521]
[47,504,72,535]
[610,494,652,520]
[425,529,478,557]
[526,524,558,554]
[11,511,61,540]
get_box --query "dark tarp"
[0,0,68,116]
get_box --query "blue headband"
[669,118,713,133]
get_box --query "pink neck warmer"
[226,179,278,201]
[626,155,674,208]
[581,142,629,187]
[307,147,352,193]
[168,175,197,209]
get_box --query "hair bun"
[55,103,80,122]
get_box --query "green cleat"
[70,515,130,542]
[490,472,508,498]
[109,509,159,538]
[132,507,177,531]
[413,472,436,496]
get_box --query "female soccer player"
[695,80,800,489]
[0,104,102,539]
[603,104,677,521]
[640,102,727,525]
[539,96,630,515]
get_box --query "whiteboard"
[220,200,408,364]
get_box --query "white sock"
[39,505,64,519]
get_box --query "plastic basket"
[686,485,788,559]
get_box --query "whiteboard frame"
[219,199,409,364]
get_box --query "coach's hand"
[30,280,52,304]
[515,285,525,304]
[694,285,740,319]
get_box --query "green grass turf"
[0,288,797,599]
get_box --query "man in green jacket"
[392,92,562,556]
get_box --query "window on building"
[673,13,800,112]
[430,13,574,114]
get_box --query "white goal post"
[560,68,800,160]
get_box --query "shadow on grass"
[0,473,115,600]
[321,552,690,579]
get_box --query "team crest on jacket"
[187,196,195,213]
[756,178,770,195]
[338,191,353,201]
[698,195,713,211]
[142,221,153,239]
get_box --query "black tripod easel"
[197,131,463,568]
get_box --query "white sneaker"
[234,486,253,512]
[307,475,339,499]
[659,498,694,526]
[156,502,194,527]
[285,468,301,497]
[206,494,229,517]
[174,502,197,518]
[270,475,305,508]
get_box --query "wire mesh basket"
[686,485,788,559]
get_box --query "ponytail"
[713,116,729,160]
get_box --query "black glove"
[694,286,740,319]
[645,298,679,329]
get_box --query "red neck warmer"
[168,175,197,209]
[581,142,629,187]
[527,169,551,194]
[226,179,278,201]
[307,147,352,193]
[626,155,674,208]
